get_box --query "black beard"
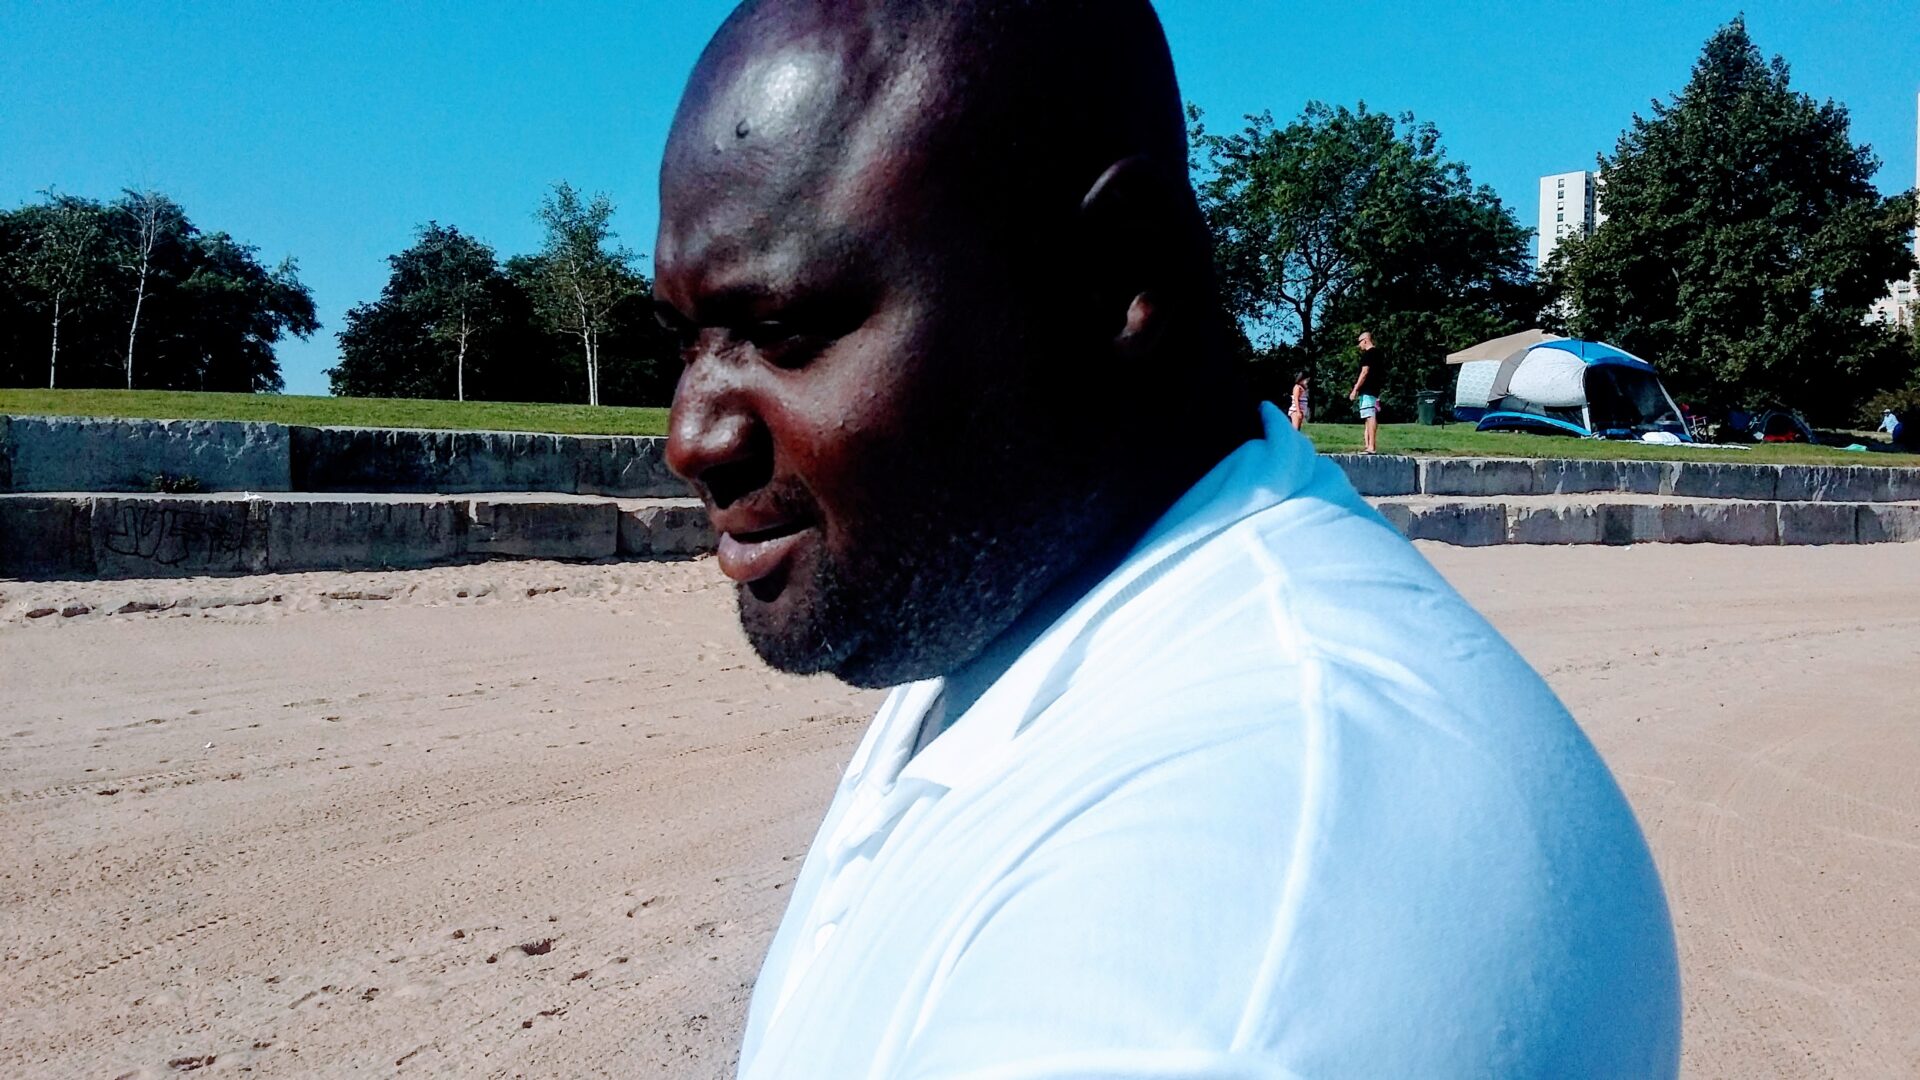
[735,488,1099,690]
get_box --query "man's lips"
[714,521,813,584]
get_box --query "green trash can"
[1415,390,1444,426]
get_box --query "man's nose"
[666,359,772,510]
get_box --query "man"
[657,2,1680,1076]
[1348,330,1386,454]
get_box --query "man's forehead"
[656,154,902,316]
[657,223,874,319]
[659,33,940,306]
[672,38,851,171]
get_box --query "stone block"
[1887,470,1920,503]
[1370,500,1414,536]
[292,426,581,494]
[1325,454,1418,497]
[266,498,468,572]
[1507,503,1607,545]
[1626,501,1777,545]
[4,415,291,493]
[1857,504,1920,544]
[1597,499,1643,541]
[1531,457,1668,495]
[1613,459,1670,495]
[0,415,12,492]
[1776,465,1865,503]
[1530,458,1613,495]
[1777,502,1857,545]
[90,496,270,578]
[1419,457,1537,497]
[466,498,617,560]
[1401,502,1508,546]
[617,500,715,557]
[1663,460,1778,500]
[1776,464,1920,504]
[449,431,580,493]
[0,495,95,578]
[578,436,690,498]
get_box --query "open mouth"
[715,520,815,586]
[728,520,809,545]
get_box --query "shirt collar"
[876,402,1315,792]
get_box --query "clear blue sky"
[3,1,1915,396]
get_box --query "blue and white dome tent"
[1449,330,1691,441]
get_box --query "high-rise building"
[1537,170,1603,268]
[1867,91,1919,328]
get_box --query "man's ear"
[1077,154,1181,362]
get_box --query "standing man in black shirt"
[1348,330,1388,454]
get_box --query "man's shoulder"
[1042,472,1639,882]
[1103,472,1553,728]
[893,454,1677,1075]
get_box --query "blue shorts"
[1358,394,1379,419]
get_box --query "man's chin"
[735,582,863,680]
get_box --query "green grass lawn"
[1299,420,1917,467]
[0,389,670,436]
[4,388,1914,467]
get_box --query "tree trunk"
[456,312,468,402]
[125,195,161,390]
[48,295,61,389]
[1297,288,1319,367]
[126,277,147,390]
[582,335,598,406]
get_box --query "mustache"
[701,475,819,524]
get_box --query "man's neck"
[917,397,1262,747]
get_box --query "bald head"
[657,0,1252,688]
[664,0,1189,238]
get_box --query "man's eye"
[656,310,699,351]
[742,323,826,368]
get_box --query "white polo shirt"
[738,404,1680,1079]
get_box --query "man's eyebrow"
[689,282,785,325]
[680,252,877,327]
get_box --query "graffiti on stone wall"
[100,503,260,569]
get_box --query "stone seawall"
[1371,495,1920,548]
[0,493,711,579]
[0,415,292,493]
[1324,453,1920,502]
[0,415,687,499]
[7,488,1916,581]
[6,414,1916,504]
[288,426,684,497]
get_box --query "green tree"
[331,223,512,400]
[505,252,676,407]
[115,189,186,390]
[0,192,315,392]
[330,284,439,399]
[10,193,113,388]
[330,214,676,406]
[529,182,643,406]
[1552,18,1919,421]
[420,227,501,403]
[170,236,318,393]
[1192,103,1536,407]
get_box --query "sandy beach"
[3,544,1916,1078]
